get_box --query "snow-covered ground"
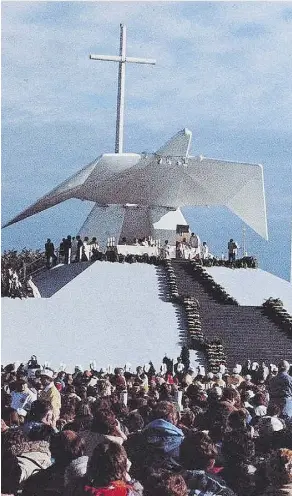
[2,262,203,372]
[205,267,292,314]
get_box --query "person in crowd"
[22,430,87,496]
[2,355,292,496]
[179,430,236,496]
[2,427,52,488]
[72,441,143,495]
[10,378,37,412]
[39,368,61,420]
[144,470,188,496]
[81,405,126,458]
[7,267,23,298]
[228,239,239,263]
[22,399,55,437]
[126,400,184,482]
[269,360,292,418]
[260,448,292,496]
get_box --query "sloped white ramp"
[2,262,200,371]
[205,267,292,314]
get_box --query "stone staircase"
[171,260,292,368]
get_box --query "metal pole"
[242,225,246,257]
[115,24,126,154]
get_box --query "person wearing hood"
[125,401,184,483]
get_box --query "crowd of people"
[2,354,292,496]
[1,249,44,298]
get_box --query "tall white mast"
[90,24,156,153]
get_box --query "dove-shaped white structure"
[2,128,268,245]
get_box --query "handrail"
[19,253,46,281]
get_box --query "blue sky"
[2,2,292,280]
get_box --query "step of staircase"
[171,260,292,368]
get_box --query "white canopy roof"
[3,128,268,239]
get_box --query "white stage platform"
[2,262,203,372]
[205,267,292,315]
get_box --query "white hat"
[40,368,54,379]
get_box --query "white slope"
[2,262,200,372]
[205,267,292,314]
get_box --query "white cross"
[90,24,156,154]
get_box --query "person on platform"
[75,236,83,262]
[45,238,56,268]
[82,237,91,261]
[70,236,77,262]
[228,239,239,263]
[64,235,72,265]
[89,237,98,260]
[161,240,171,260]
[201,241,209,260]
[59,238,66,264]
[177,240,185,259]
[189,232,201,255]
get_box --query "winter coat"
[183,469,237,496]
[39,384,61,418]
[125,418,184,483]
[16,440,51,485]
[22,456,89,496]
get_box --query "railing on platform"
[19,253,46,281]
